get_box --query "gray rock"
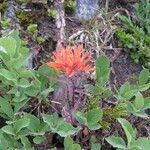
[75,0,100,21]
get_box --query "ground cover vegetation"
[0,0,150,149]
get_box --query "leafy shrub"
[116,0,150,68]
[0,31,150,149]
[106,118,150,149]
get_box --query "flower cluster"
[47,45,94,77]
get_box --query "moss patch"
[0,0,7,14]
[15,9,37,29]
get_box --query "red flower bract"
[47,45,94,77]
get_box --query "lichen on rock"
[75,0,100,21]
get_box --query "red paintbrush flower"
[47,45,94,77]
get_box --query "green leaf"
[41,87,54,97]
[24,113,41,132]
[33,136,45,144]
[57,122,80,137]
[64,137,73,150]
[0,37,16,57]
[42,113,80,137]
[9,30,21,51]
[71,144,82,150]
[18,78,31,88]
[14,118,30,133]
[143,97,150,109]
[84,84,100,95]
[0,69,17,83]
[105,136,126,149]
[134,92,144,110]
[132,137,150,150]
[24,81,40,97]
[73,111,87,125]
[88,123,101,131]
[2,125,15,136]
[96,56,110,86]
[119,82,131,97]
[117,118,136,145]
[0,97,14,119]
[91,143,101,150]
[14,98,29,113]
[0,132,9,150]
[42,113,60,131]
[64,137,82,150]
[13,94,27,103]
[133,110,148,118]
[139,69,149,85]
[101,88,112,98]
[21,136,32,150]
[87,109,103,125]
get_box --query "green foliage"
[36,36,46,44]
[42,113,80,137]
[47,8,57,18]
[116,0,150,68]
[18,0,31,4]
[64,136,82,150]
[90,135,101,150]
[15,9,36,28]
[85,55,150,130]
[106,118,150,149]
[0,18,11,29]
[0,0,7,14]
[0,31,60,149]
[27,24,38,34]
[0,31,149,149]
[65,0,77,12]
[116,69,150,117]
[74,108,102,130]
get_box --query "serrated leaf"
[139,69,149,85]
[105,136,126,149]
